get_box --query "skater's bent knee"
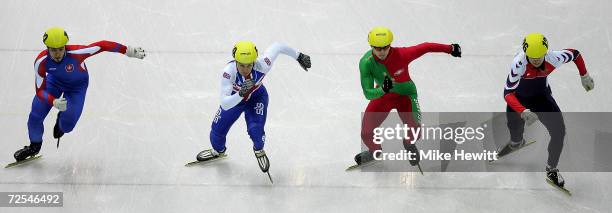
[247,125,264,136]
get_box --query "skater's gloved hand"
[450,44,461,57]
[521,109,538,126]
[297,52,311,71]
[126,46,146,59]
[239,79,255,97]
[53,98,67,112]
[382,76,394,93]
[581,73,594,92]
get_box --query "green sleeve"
[390,81,417,96]
[359,56,385,100]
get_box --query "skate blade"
[417,163,424,175]
[266,172,274,184]
[489,140,537,163]
[185,155,227,167]
[345,160,380,171]
[5,155,43,168]
[546,178,572,196]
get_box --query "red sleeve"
[90,40,127,54]
[66,40,127,61]
[565,49,588,76]
[504,92,526,113]
[400,42,452,63]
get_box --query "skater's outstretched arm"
[257,42,311,73]
[400,42,455,63]
[67,40,145,60]
[385,43,458,95]
[548,49,593,91]
[547,49,587,75]
[66,41,126,59]
[262,42,299,64]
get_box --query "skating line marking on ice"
[0,182,553,192]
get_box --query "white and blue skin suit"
[210,42,300,152]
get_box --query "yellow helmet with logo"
[522,33,548,58]
[232,41,258,64]
[43,27,69,48]
[368,27,393,47]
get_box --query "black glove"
[450,44,461,57]
[239,79,255,97]
[451,44,461,58]
[382,76,394,93]
[297,52,311,71]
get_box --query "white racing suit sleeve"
[219,65,242,110]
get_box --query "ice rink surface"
[1,0,612,212]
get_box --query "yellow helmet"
[368,27,393,47]
[232,41,258,64]
[522,33,548,58]
[43,27,69,48]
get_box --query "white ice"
[1,0,611,212]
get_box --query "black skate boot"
[497,139,526,158]
[546,166,565,188]
[354,150,376,165]
[14,143,42,161]
[196,148,226,162]
[53,112,64,148]
[545,166,571,195]
[346,150,381,171]
[254,149,270,173]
